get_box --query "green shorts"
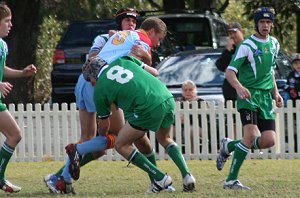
[237,88,275,120]
[0,100,7,112]
[127,97,175,132]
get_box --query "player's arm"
[141,62,159,76]
[271,70,283,108]
[226,68,250,100]
[94,93,112,135]
[130,42,152,66]
[88,35,109,59]
[4,64,37,78]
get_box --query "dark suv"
[51,19,116,104]
[51,10,228,104]
[139,10,228,65]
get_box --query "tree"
[242,0,297,54]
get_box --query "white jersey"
[89,34,109,54]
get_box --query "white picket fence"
[1,100,299,162]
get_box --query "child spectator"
[285,53,300,105]
[176,80,204,152]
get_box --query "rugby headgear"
[115,7,139,30]
[82,57,108,83]
[254,7,275,33]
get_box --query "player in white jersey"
[216,7,283,190]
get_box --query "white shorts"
[74,74,96,112]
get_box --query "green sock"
[226,142,249,181]
[227,137,260,154]
[55,152,95,177]
[55,166,64,177]
[0,143,14,181]
[145,149,156,182]
[129,149,164,181]
[80,152,95,166]
[166,142,189,178]
[251,136,260,150]
[227,140,241,153]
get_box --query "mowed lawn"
[3,159,300,197]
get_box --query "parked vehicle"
[139,10,228,66]
[157,48,292,104]
[51,20,116,104]
[51,10,228,104]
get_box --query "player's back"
[97,30,151,64]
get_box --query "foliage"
[224,0,297,54]
[33,0,158,103]
[34,16,67,103]
[6,160,300,197]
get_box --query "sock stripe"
[144,148,155,157]
[236,142,249,153]
[2,143,14,154]
[166,142,177,152]
[128,149,138,162]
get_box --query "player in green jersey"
[0,3,37,193]
[91,55,196,193]
[216,7,283,190]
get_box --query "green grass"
[4,159,300,197]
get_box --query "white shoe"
[146,182,175,193]
[183,173,196,192]
[0,180,21,193]
[216,138,232,171]
[150,174,172,193]
[223,180,251,190]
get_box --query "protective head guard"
[115,7,139,30]
[254,7,275,33]
[82,57,108,82]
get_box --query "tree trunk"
[3,0,41,105]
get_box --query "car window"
[161,17,212,48]
[158,52,225,86]
[61,21,116,46]
[212,19,228,47]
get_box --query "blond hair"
[0,2,11,21]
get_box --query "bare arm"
[225,69,251,100]
[271,72,283,108]
[4,64,37,78]
[130,44,152,66]
[142,63,159,77]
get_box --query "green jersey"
[0,39,8,100]
[228,34,280,90]
[94,56,173,118]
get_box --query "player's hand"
[108,30,116,37]
[23,64,37,77]
[236,85,251,100]
[226,37,234,51]
[274,92,283,108]
[0,82,13,98]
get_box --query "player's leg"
[156,125,195,192]
[115,123,172,192]
[224,109,256,190]
[0,109,22,193]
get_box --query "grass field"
[3,159,300,197]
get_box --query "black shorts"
[239,109,275,132]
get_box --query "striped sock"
[227,142,249,181]
[0,143,15,181]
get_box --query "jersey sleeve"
[227,44,250,73]
[89,34,109,54]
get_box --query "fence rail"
[2,100,299,162]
